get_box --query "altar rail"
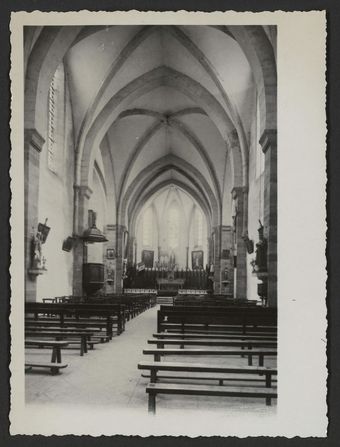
[124,288,157,295]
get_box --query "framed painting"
[192,250,203,269]
[142,249,154,268]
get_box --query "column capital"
[74,184,93,199]
[24,128,45,153]
[259,129,277,154]
[231,186,248,199]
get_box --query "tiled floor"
[25,304,277,415]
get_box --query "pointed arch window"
[167,205,179,249]
[47,64,64,174]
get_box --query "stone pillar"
[104,224,116,294]
[212,226,222,294]
[115,224,127,294]
[72,185,92,296]
[220,226,234,296]
[260,129,277,307]
[24,129,45,302]
[232,187,248,300]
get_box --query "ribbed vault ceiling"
[61,25,266,228]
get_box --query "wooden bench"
[25,318,112,339]
[138,360,277,386]
[25,361,68,375]
[26,325,110,343]
[148,338,277,349]
[157,307,277,334]
[26,302,126,336]
[160,323,277,335]
[25,330,94,356]
[25,339,69,374]
[146,383,277,413]
[152,332,277,341]
[143,348,277,366]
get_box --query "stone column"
[24,129,45,302]
[212,226,222,294]
[260,129,277,307]
[72,185,92,296]
[220,225,234,296]
[232,186,248,300]
[115,224,127,294]
[104,224,116,294]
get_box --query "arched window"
[142,207,153,246]
[47,64,64,174]
[167,205,179,249]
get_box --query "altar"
[156,278,185,291]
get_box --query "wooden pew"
[143,348,277,366]
[152,332,277,341]
[25,323,110,343]
[146,382,277,414]
[138,360,276,388]
[25,340,69,374]
[148,338,277,349]
[25,330,94,356]
[157,306,277,334]
[26,302,125,336]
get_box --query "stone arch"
[214,25,277,135]
[117,116,222,209]
[25,26,83,134]
[130,180,212,240]
[120,154,219,227]
[127,166,213,229]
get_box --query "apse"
[135,185,208,269]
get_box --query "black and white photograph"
[9,10,327,437]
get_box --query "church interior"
[24,25,277,414]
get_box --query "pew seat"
[143,348,277,366]
[146,382,277,414]
[25,362,68,375]
[152,332,277,341]
[138,361,277,386]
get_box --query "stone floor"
[25,304,277,415]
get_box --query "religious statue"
[255,221,267,273]
[31,228,43,269]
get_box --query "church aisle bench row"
[146,383,277,414]
[25,330,95,356]
[26,325,110,343]
[148,338,277,349]
[152,332,277,341]
[138,361,277,386]
[143,348,277,366]
[160,323,277,335]
[26,302,126,336]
